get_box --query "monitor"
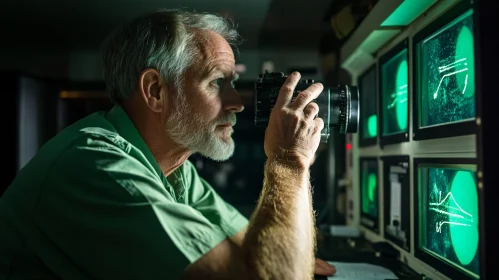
[359,65,378,147]
[379,40,409,145]
[414,158,479,280]
[382,155,410,252]
[413,1,475,140]
[359,157,379,232]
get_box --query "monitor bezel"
[359,63,378,147]
[359,156,380,233]
[474,0,499,278]
[413,157,480,280]
[381,155,411,252]
[378,39,410,147]
[412,0,477,141]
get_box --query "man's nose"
[223,87,244,113]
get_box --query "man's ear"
[138,68,167,113]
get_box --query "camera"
[254,71,360,142]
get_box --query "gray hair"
[101,9,242,103]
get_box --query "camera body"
[254,71,359,143]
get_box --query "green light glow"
[367,114,377,137]
[382,49,408,135]
[455,26,475,98]
[368,173,377,202]
[449,171,479,265]
[362,167,378,217]
[395,59,408,131]
[382,0,437,26]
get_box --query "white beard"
[166,93,236,162]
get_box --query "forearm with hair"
[242,159,316,280]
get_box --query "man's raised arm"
[243,158,315,279]
[183,72,323,280]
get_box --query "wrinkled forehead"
[195,30,235,60]
[190,30,236,76]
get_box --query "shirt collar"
[105,105,165,180]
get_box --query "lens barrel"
[254,71,359,142]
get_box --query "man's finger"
[314,262,336,276]
[291,83,323,111]
[303,102,319,120]
[314,259,336,276]
[314,117,325,133]
[276,72,301,108]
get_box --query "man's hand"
[264,71,324,167]
[315,258,336,276]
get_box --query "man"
[0,9,336,279]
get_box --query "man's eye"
[213,78,224,87]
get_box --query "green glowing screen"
[381,48,409,136]
[359,67,378,140]
[418,10,475,128]
[419,165,479,279]
[361,160,378,217]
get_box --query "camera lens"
[254,71,359,143]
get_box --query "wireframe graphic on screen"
[360,67,377,140]
[361,160,378,218]
[418,10,475,128]
[381,49,408,136]
[384,161,409,251]
[419,165,479,278]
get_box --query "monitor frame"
[382,155,410,252]
[475,0,499,278]
[413,157,480,280]
[378,39,410,147]
[358,64,378,147]
[359,156,379,233]
[412,0,477,141]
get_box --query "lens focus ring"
[338,85,349,134]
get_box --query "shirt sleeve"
[183,161,249,238]
[32,138,227,280]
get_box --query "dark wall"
[2,72,59,194]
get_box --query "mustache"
[216,113,237,126]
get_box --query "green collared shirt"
[0,105,249,279]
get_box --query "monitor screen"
[381,48,409,136]
[417,9,475,128]
[417,163,479,279]
[383,157,410,251]
[359,66,377,143]
[360,158,379,231]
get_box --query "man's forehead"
[195,30,235,62]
